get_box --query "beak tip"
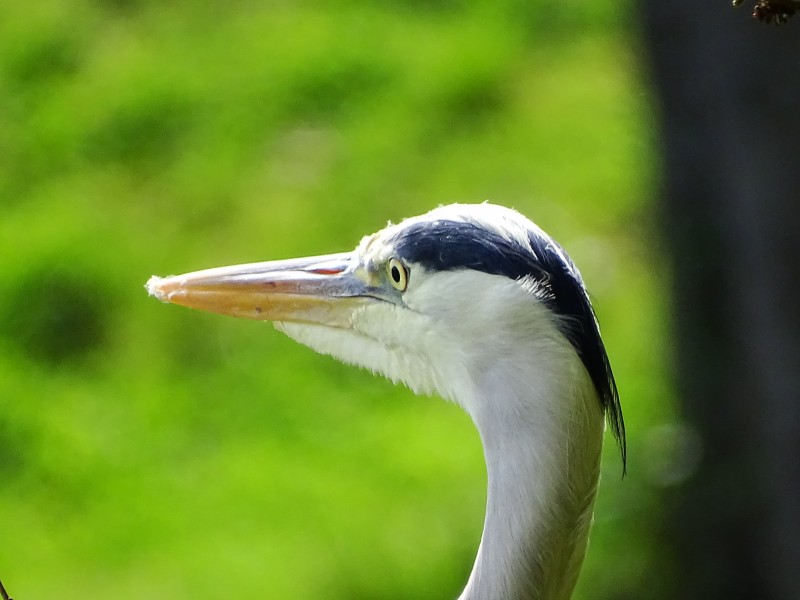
[146,275,170,302]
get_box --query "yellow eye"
[387,258,409,291]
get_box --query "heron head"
[147,203,624,461]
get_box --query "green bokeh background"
[1,1,676,598]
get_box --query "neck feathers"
[458,324,604,600]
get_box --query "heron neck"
[458,364,603,600]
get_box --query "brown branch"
[733,0,800,24]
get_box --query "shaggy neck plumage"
[278,270,607,600]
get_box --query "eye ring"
[387,258,409,292]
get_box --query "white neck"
[278,271,607,599]
[457,336,604,600]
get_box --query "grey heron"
[147,203,625,600]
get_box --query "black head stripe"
[393,219,626,470]
[393,221,548,281]
[528,230,626,471]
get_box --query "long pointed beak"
[146,252,375,328]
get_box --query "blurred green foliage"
[0,1,674,598]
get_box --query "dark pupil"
[391,265,401,283]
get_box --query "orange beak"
[146,252,375,328]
